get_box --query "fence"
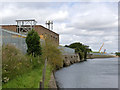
[2,28,27,54]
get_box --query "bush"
[115,52,120,57]
[26,29,42,56]
[2,44,43,83]
[2,44,32,83]
[42,37,63,69]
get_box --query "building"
[1,19,59,45]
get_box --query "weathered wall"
[2,29,27,54]
[34,25,59,45]
[58,46,83,67]
[62,54,81,66]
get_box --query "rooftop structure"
[45,21,53,30]
[16,19,37,34]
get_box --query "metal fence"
[2,28,27,54]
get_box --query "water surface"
[55,58,118,88]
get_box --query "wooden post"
[39,81,42,90]
[42,58,47,88]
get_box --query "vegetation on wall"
[42,36,63,70]
[65,42,92,60]
[26,29,42,56]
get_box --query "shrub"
[26,29,42,56]
[115,52,120,57]
[2,44,32,83]
[42,37,63,69]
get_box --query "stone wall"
[48,72,57,88]
[58,46,85,67]
[63,54,81,66]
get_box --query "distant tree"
[65,45,69,47]
[25,29,42,56]
[115,52,120,57]
[65,42,92,60]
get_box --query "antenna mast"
[45,20,53,30]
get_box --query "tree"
[65,42,92,60]
[42,36,63,69]
[115,52,120,57]
[25,29,42,56]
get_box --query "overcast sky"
[0,2,118,53]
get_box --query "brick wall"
[34,25,59,45]
[1,25,17,32]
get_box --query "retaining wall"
[2,28,85,68]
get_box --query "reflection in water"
[55,58,118,88]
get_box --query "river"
[55,58,118,88]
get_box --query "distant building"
[1,19,59,45]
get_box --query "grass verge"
[2,64,52,88]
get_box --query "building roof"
[35,25,59,36]
[16,19,36,22]
[0,24,59,36]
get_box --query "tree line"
[65,42,92,60]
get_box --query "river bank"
[87,53,117,59]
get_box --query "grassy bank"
[3,64,52,88]
[2,44,53,88]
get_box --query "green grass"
[44,64,52,88]
[2,44,52,88]
[2,64,52,88]
[0,86,2,90]
[2,44,59,88]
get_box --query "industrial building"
[1,19,59,45]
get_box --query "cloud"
[0,2,118,53]
[47,11,69,22]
